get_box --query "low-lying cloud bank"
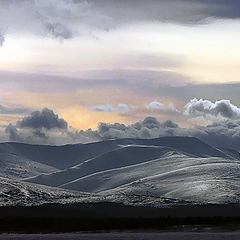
[2,107,240,150]
[97,117,240,151]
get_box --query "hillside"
[0,137,239,207]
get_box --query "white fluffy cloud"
[92,103,131,114]
[145,101,179,115]
[185,98,240,120]
[92,104,115,113]
[117,104,129,114]
[146,101,164,111]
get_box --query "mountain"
[0,141,121,170]
[0,136,240,207]
[25,137,231,187]
[0,175,188,208]
[0,137,231,180]
[26,145,178,187]
[0,152,58,179]
[0,176,93,206]
[60,154,239,197]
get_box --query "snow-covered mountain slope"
[0,176,93,206]
[56,152,240,204]
[25,137,232,188]
[0,176,190,208]
[60,154,238,194]
[2,136,240,207]
[100,156,240,204]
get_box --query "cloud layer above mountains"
[2,104,240,150]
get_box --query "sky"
[1,0,240,147]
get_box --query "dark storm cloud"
[17,108,68,130]
[92,0,240,24]
[191,0,240,18]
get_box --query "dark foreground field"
[1,202,240,233]
[1,232,240,240]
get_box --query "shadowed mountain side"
[112,137,230,159]
[0,137,230,171]
[219,148,240,160]
[0,141,121,170]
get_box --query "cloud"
[4,106,240,151]
[98,116,179,140]
[95,117,240,151]
[185,120,240,151]
[17,108,68,130]
[0,0,239,44]
[43,21,72,40]
[0,0,111,41]
[92,103,130,114]
[0,31,4,46]
[185,98,240,120]
[145,101,180,117]
[0,69,190,95]
[146,101,164,111]
[0,105,31,115]
[92,101,180,116]
[5,124,22,142]
[92,0,233,24]
[117,104,129,114]
[92,104,115,113]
